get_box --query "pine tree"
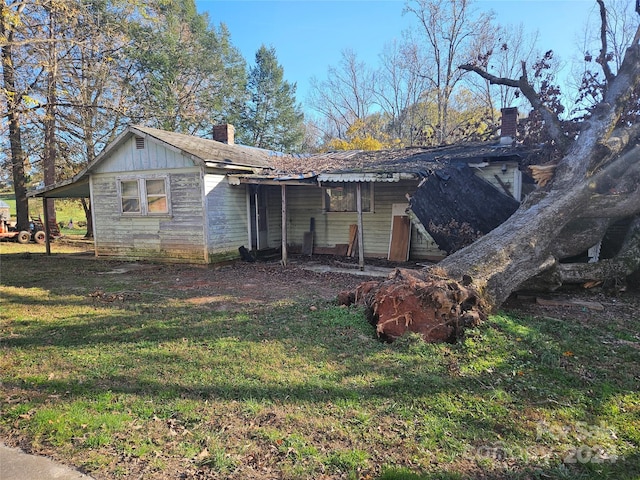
[239,45,304,153]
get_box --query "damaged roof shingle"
[268,142,541,177]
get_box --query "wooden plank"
[335,243,349,256]
[536,297,605,311]
[388,215,411,261]
[493,174,512,197]
[302,231,314,255]
[346,224,358,256]
[350,232,359,258]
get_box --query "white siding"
[285,181,444,260]
[204,174,249,261]
[93,136,195,174]
[474,163,521,200]
[92,168,207,262]
[266,186,283,248]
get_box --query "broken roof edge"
[227,172,318,186]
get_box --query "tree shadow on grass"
[2,255,639,480]
[378,454,640,480]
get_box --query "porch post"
[245,187,252,250]
[254,190,260,250]
[281,184,287,266]
[42,197,51,255]
[356,182,364,270]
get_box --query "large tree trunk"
[1,3,29,231]
[343,29,640,343]
[43,4,57,226]
[81,198,93,239]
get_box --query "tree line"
[308,0,639,152]
[2,0,637,233]
[1,0,304,231]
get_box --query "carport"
[28,174,91,255]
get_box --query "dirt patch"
[119,255,640,330]
[502,285,640,335]
[122,256,385,305]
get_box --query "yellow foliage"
[327,135,384,151]
[325,117,401,151]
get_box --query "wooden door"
[388,204,411,261]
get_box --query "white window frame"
[323,182,374,213]
[117,175,171,216]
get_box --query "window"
[120,180,141,213]
[323,183,372,212]
[145,179,168,213]
[118,177,170,216]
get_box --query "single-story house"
[32,119,539,266]
[32,124,278,263]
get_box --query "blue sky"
[195,0,601,113]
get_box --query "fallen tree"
[341,2,640,342]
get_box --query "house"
[32,121,540,266]
[32,125,281,263]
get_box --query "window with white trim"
[118,177,170,216]
[323,183,373,212]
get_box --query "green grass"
[0,192,86,230]
[0,252,638,479]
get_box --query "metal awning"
[28,176,90,198]
[318,172,418,183]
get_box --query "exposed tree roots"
[338,268,487,343]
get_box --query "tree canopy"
[0,0,302,229]
[237,45,305,153]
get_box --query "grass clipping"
[339,268,487,343]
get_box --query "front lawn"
[0,251,638,479]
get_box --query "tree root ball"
[338,268,486,343]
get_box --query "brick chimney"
[213,124,235,145]
[500,107,518,145]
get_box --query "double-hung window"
[118,177,170,216]
[323,183,372,212]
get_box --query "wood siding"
[283,182,444,259]
[474,163,522,200]
[204,174,249,260]
[92,169,207,262]
[93,136,195,174]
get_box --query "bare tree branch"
[459,61,569,149]
[596,0,615,84]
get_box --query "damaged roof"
[269,142,541,177]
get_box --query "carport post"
[42,197,51,255]
[281,184,287,266]
[356,182,364,270]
